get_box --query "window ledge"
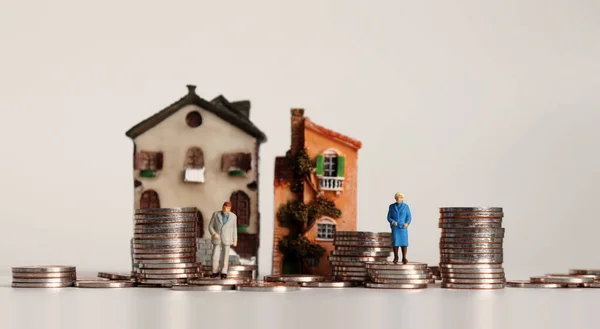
[315,238,334,242]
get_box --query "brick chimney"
[290,109,305,156]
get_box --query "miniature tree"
[277,148,341,274]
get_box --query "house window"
[185,147,204,168]
[222,153,252,176]
[140,190,160,209]
[134,151,163,178]
[230,191,250,226]
[315,149,345,192]
[186,111,203,128]
[316,217,336,241]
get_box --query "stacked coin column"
[132,207,201,286]
[329,231,392,284]
[200,264,256,280]
[365,262,431,289]
[12,266,76,288]
[438,207,506,289]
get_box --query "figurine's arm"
[232,215,238,245]
[405,205,412,226]
[387,205,397,225]
[208,212,217,235]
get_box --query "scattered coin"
[441,282,505,289]
[75,280,135,288]
[264,275,325,283]
[236,282,301,292]
[506,280,563,288]
[569,269,600,276]
[187,278,251,285]
[365,282,428,289]
[300,281,357,288]
[97,272,133,280]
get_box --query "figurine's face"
[395,196,404,203]
[222,206,231,214]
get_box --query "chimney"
[290,108,305,156]
[186,85,196,94]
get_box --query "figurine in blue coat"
[387,192,412,264]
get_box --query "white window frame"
[316,217,336,241]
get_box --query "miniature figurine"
[208,201,238,278]
[272,109,362,276]
[387,192,412,264]
[125,85,267,272]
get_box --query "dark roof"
[125,85,267,142]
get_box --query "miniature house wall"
[273,109,361,276]
[126,85,267,266]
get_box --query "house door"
[196,210,204,238]
[230,191,250,226]
[140,190,160,209]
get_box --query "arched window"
[140,190,160,209]
[185,147,204,168]
[316,217,336,241]
[230,191,250,226]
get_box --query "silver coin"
[440,237,503,243]
[440,207,503,212]
[188,278,251,285]
[97,272,132,280]
[236,283,301,292]
[12,266,76,273]
[327,256,388,262]
[75,280,135,288]
[137,262,199,269]
[201,270,252,276]
[439,223,503,228]
[264,275,325,283]
[133,236,196,242]
[440,249,503,254]
[440,253,503,259]
[536,276,594,284]
[365,262,428,270]
[134,224,196,231]
[443,278,505,284]
[586,282,600,288]
[134,215,197,222]
[133,232,197,238]
[136,268,200,274]
[367,269,429,276]
[368,273,430,279]
[369,278,430,284]
[440,263,503,269]
[332,241,392,247]
[12,282,74,288]
[365,282,428,289]
[135,207,198,214]
[440,243,502,249]
[134,247,197,254]
[133,242,196,248]
[137,278,188,284]
[329,261,366,267]
[199,264,257,271]
[133,258,196,265]
[441,268,505,274]
[334,246,393,252]
[334,231,391,237]
[134,219,196,225]
[545,273,598,280]
[12,277,75,283]
[330,250,390,257]
[569,269,600,275]
[332,271,367,277]
[300,281,357,288]
[442,273,505,279]
[506,280,563,288]
[12,272,76,278]
[332,267,367,272]
[440,259,502,264]
[134,252,197,259]
[136,272,201,279]
[333,275,367,281]
[441,282,505,289]
[442,227,504,232]
[438,217,503,223]
[171,284,235,291]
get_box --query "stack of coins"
[365,262,431,289]
[264,274,325,285]
[132,207,201,286]
[507,269,600,288]
[329,231,392,283]
[12,266,76,288]
[199,264,256,279]
[439,207,506,289]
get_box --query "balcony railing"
[318,176,344,191]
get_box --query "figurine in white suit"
[208,201,238,279]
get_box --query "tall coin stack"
[12,266,76,288]
[133,207,202,286]
[439,207,506,289]
[329,231,392,284]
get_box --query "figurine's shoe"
[220,274,227,279]
[393,258,398,264]
[402,258,408,264]
[210,273,219,278]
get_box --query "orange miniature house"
[273,109,362,276]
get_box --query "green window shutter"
[315,155,324,175]
[337,156,345,177]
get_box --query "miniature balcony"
[317,176,344,191]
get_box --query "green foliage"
[277,235,326,260]
[276,200,308,230]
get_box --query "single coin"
[440,243,502,249]
[440,249,503,254]
[334,231,391,237]
[334,247,393,252]
[440,207,503,212]
[136,278,188,284]
[264,275,325,282]
[439,223,503,228]
[545,273,597,280]
[441,273,505,279]
[75,280,135,288]
[441,282,505,289]
[134,258,197,264]
[12,277,74,283]
[300,281,357,288]
[136,273,201,279]
[134,224,196,231]
[187,278,251,285]
[134,232,197,239]
[12,266,76,273]
[171,284,235,291]
[369,278,430,284]
[329,261,366,267]
[438,217,503,223]
[133,247,197,254]
[365,262,428,270]
[136,262,199,269]
[332,271,367,277]
[506,280,563,288]
[199,264,257,271]
[12,272,76,278]
[441,233,505,238]
[365,282,428,289]
[332,242,393,247]
[441,268,505,274]
[332,266,367,272]
[236,283,301,292]
[368,273,430,279]
[569,269,600,275]
[440,237,503,243]
[135,207,198,214]
[585,282,600,288]
[440,260,503,264]
[12,282,74,288]
[330,250,390,257]
[333,275,367,281]
[443,278,505,284]
[133,242,196,248]
[97,272,132,280]
[133,252,197,259]
[327,256,388,262]
[539,276,594,284]
[201,270,252,276]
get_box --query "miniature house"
[125,85,267,267]
[273,109,362,276]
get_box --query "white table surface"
[1,275,599,329]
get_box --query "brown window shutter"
[242,153,252,172]
[155,152,164,170]
[222,153,232,171]
[196,149,204,167]
[134,152,145,169]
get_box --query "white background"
[1,1,600,327]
